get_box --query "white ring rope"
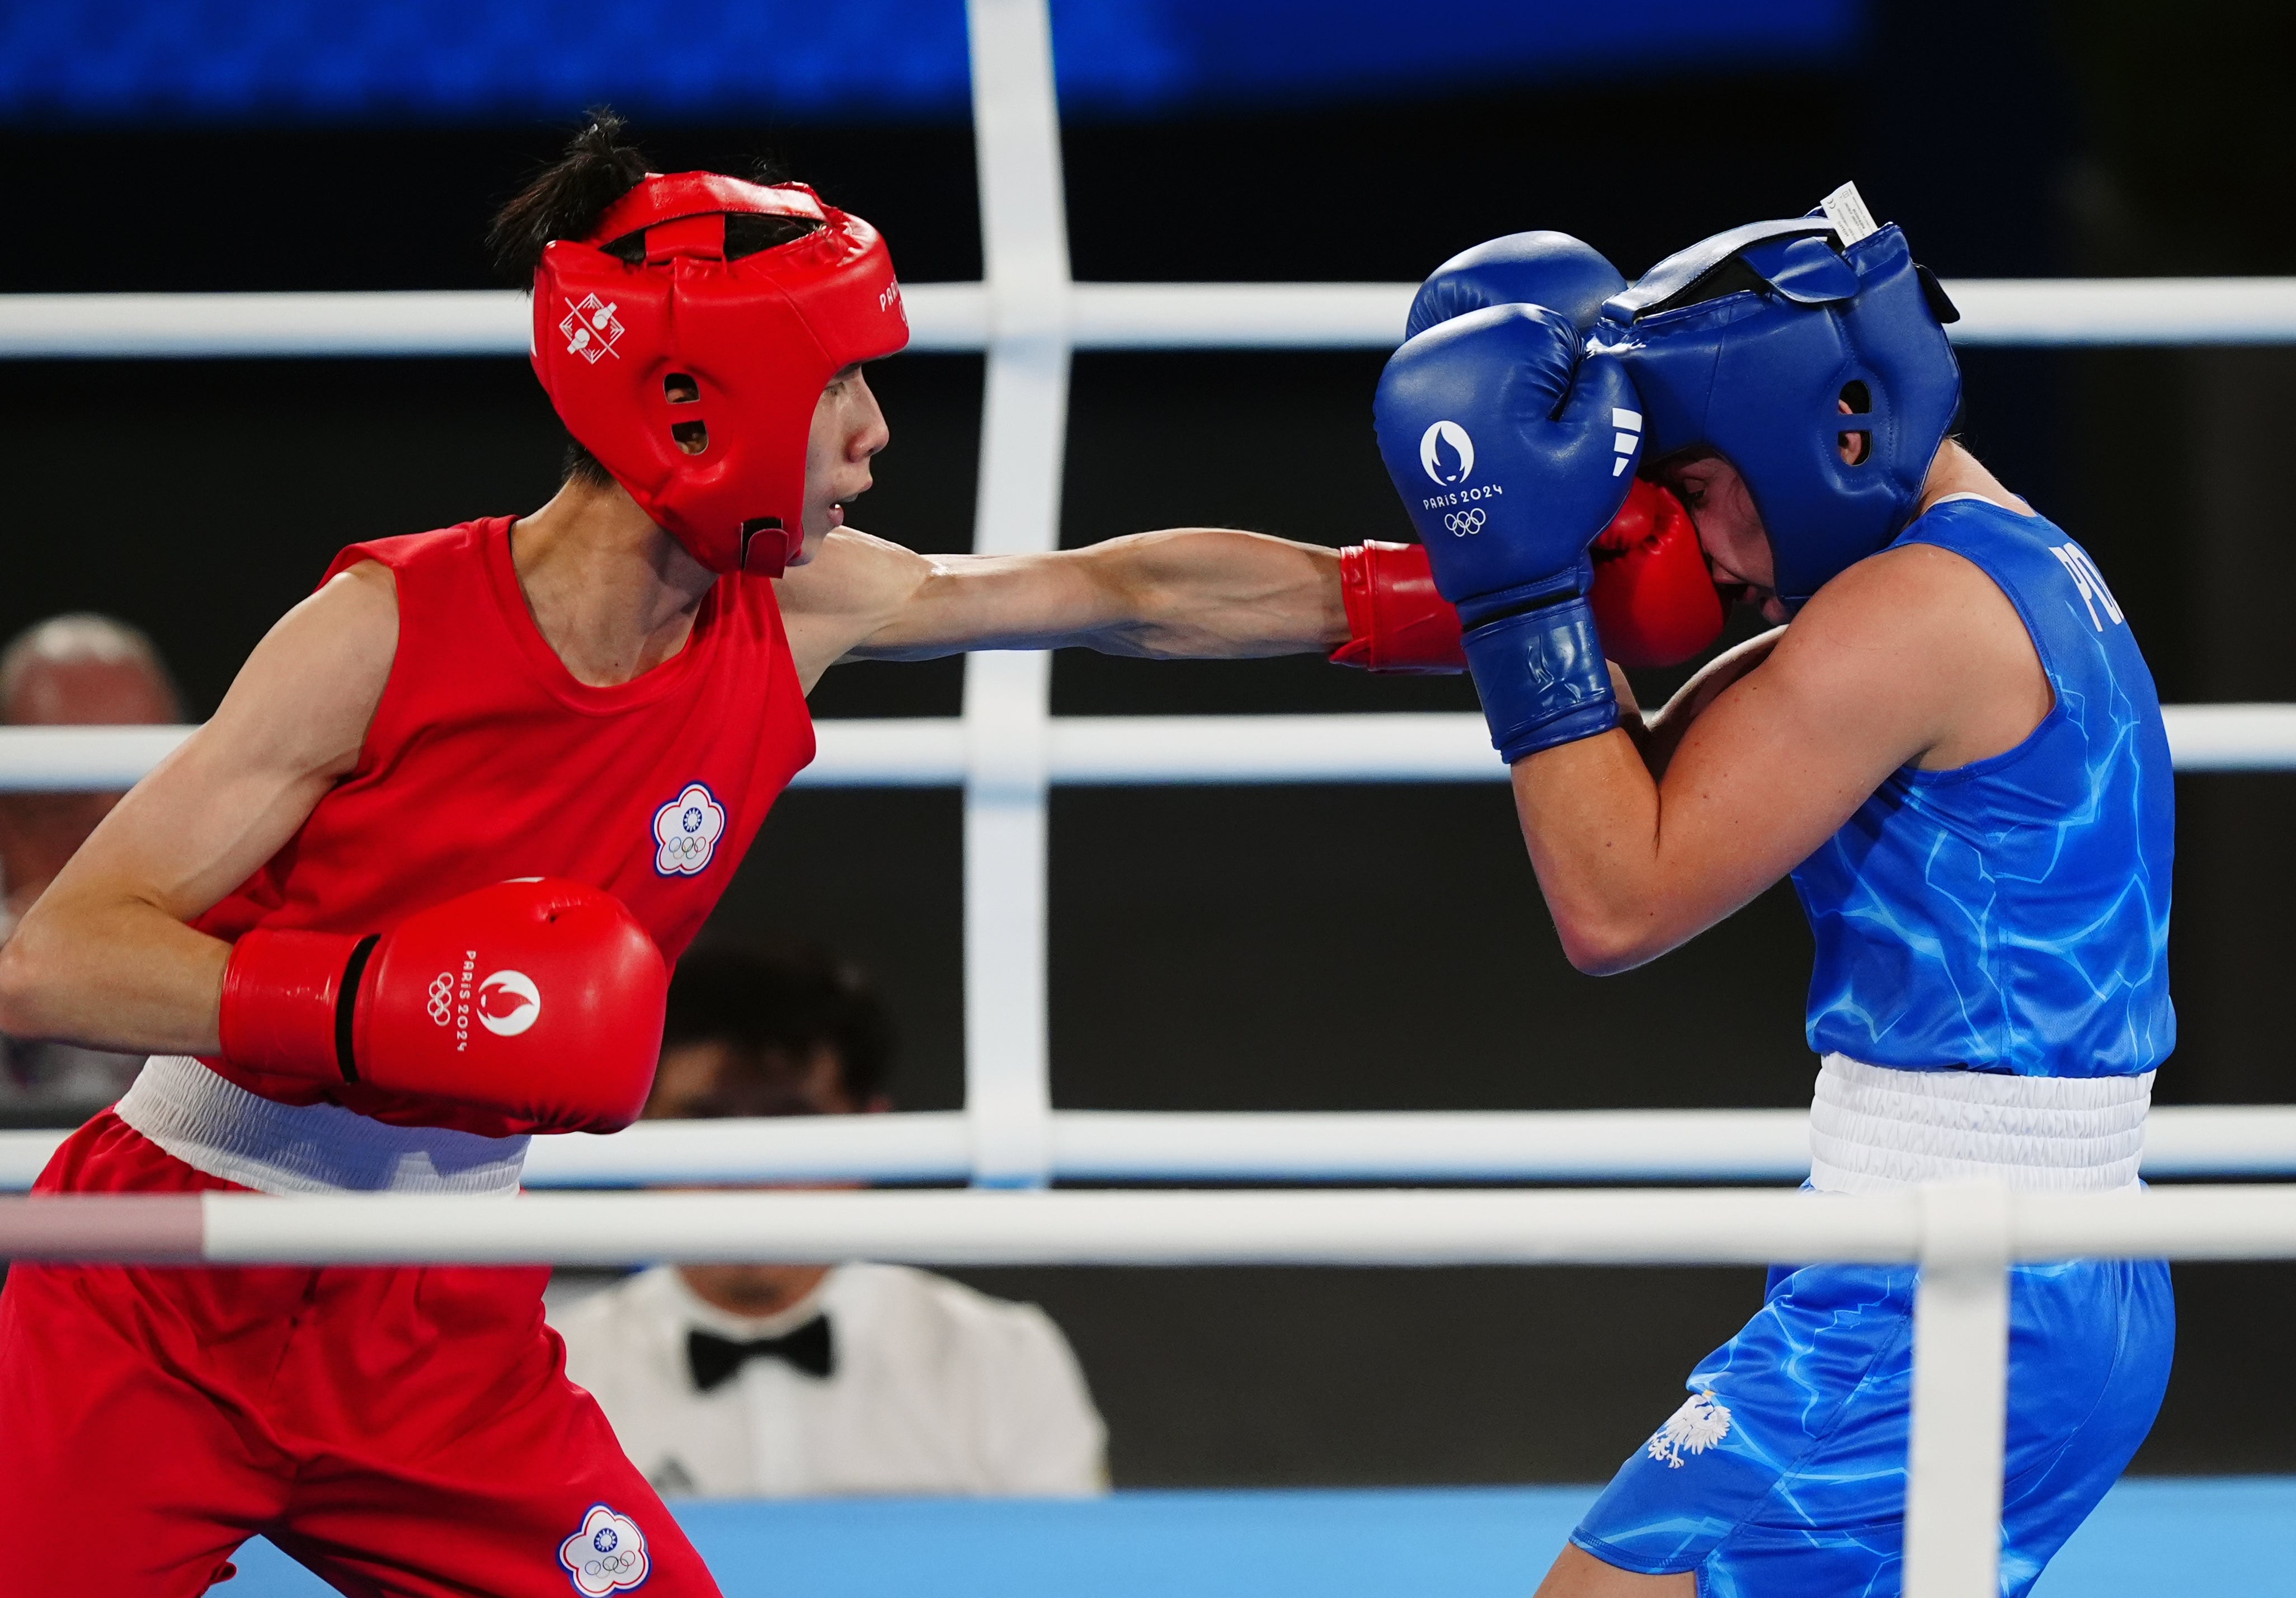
[2,276,2295,359]
[3,703,2295,794]
[0,1181,2290,1267]
[3,1104,2291,1193]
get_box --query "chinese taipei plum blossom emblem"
[1645,1391,1733,1469]
[558,1503,649,1594]
[652,782,726,878]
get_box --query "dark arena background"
[0,1,2290,1592]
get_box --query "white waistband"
[1808,1053,2151,1195]
[114,1055,529,1197]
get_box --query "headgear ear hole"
[1837,382,1874,463]
[665,373,700,404]
[671,420,709,455]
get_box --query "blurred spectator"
[0,614,183,1114]
[552,945,1108,1498]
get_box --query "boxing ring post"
[1904,1180,2016,1598]
[959,0,1072,1188]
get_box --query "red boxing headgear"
[530,171,910,576]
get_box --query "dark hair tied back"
[488,108,651,280]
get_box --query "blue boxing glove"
[1373,303,1644,762]
[1405,231,1627,340]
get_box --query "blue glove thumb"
[1405,232,1629,340]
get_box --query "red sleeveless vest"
[194,516,815,1133]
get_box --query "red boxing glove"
[219,878,668,1134]
[1329,541,1466,674]
[1589,480,1726,670]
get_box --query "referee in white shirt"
[551,945,1109,1498]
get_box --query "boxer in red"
[0,117,1716,1595]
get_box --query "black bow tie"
[687,1317,835,1392]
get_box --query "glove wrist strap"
[1462,595,1618,763]
[1452,556,1594,631]
[219,927,363,1082]
[1329,542,1467,675]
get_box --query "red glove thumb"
[1589,480,1726,669]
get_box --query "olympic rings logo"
[426,972,455,1026]
[653,781,726,879]
[1444,508,1486,537]
[561,1505,649,1594]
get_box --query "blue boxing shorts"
[1569,1256,2172,1597]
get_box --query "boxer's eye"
[665,373,700,403]
[671,421,709,455]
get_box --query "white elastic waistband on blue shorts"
[1808,1052,2151,1195]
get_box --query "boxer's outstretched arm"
[0,566,394,1055]
[1515,544,2050,975]
[775,525,1347,689]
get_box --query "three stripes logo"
[1611,408,1643,477]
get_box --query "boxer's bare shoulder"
[192,557,399,789]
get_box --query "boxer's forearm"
[827,527,1348,662]
[1066,529,1347,657]
[1508,730,1684,975]
[0,892,229,1055]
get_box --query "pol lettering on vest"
[2052,543,2125,631]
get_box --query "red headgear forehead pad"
[589,171,827,242]
[529,171,910,577]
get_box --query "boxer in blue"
[1372,187,2174,1597]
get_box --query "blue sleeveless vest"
[1790,498,2174,1078]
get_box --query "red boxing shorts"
[0,1112,721,1597]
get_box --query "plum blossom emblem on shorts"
[558,1503,650,1595]
[653,782,726,878]
[1645,1390,1733,1469]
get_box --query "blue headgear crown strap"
[1592,217,1961,606]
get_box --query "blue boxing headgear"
[1591,215,1961,606]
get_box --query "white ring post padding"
[7,278,2296,358]
[961,0,1073,1188]
[0,1179,2283,1266]
[1904,1179,2014,1598]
